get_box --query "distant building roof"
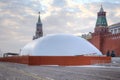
[3,52,19,57]
[109,22,120,29]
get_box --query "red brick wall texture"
[89,33,120,56]
[0,56,111,66]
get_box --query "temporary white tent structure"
[20,34,102,56]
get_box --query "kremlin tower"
[89,5,120,56]
[33,12,43,40]
[94,5,109,35]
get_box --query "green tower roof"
[96,5,108,27]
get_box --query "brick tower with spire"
[90,5,111,53]
[88,5,120,56]
[94,5,109,35]
[33,12,43,40]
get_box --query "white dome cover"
[21,34,102,56]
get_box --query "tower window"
[114,29,117,34]
[111,30,113,33]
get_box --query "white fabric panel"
[21,34,102,56]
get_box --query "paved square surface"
[0,62,120,80]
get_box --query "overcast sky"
[0,0,120,54]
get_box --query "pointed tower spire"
[38,12,42,23]
[94,5,109,35]
[99,5,104,12]
[33,12,43,40]
[95,5,108,27]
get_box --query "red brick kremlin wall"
[0,56,111,66]
[89,33,120,56]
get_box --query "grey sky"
[0,0,120,53]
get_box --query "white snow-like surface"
[20,34,102,56]
[66,65,120,68]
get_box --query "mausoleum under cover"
[21,34,102,56]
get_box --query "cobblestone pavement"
[0,62,120,80]
[0,62,50,80]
